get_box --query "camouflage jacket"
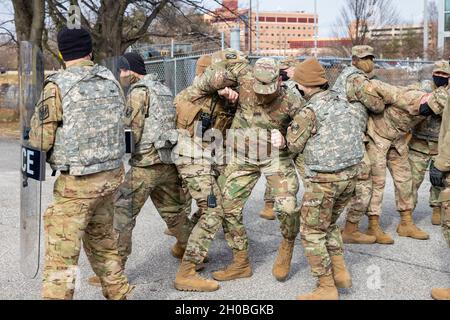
[29,60,124,198]
[193,65,305,162]
[435,88,450,173]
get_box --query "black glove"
[430,164,445,187]
[419,103,434,116]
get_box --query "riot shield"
[19,41,45,279]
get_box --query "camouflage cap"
[195,54,212,76]
[280,57,298,70]
[352,45,376,59]
[433,60,450,75]
[211,48,248,65]
[253,58,280,95]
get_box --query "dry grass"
[0,73,19,84]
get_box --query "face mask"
[119,73,139,88]
[280,70,290,82]
[433,75,449,88]
[356,59,374,74]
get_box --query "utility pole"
[314,0,318,57]
[424,0,429,60]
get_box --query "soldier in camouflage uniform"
[28,27,133,300]
[409,61,449,226]
[87,53,195,287]
[366,78,448,242]
[333,46,387,245]
[172,49,249,292]
[429,72,450,300]
[174,57,303,292]
[279,58,364,300]
[259,56,305,221]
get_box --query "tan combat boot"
[88,275,101,287]
[366,216,394,245]
[174,261,219,292]
[330,255,352,288]
[296,274,339,300]
[342,221,376,244]
[431,207,442,226]
[171,241,186,259]
[212,250,253,281]
[397,211,430,240]
[259,202,276,220]
[431,288,450,300]
[272,239,295,282]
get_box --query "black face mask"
[280,70,290,82]
[433,75,449,88]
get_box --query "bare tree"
[334,0,400,46]
[11,0,45,49]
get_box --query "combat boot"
[365,216,394,245]
[397,211,429,240]
[330,255,352,288]
[259,202,276,220]
[431,288,450,300]
[87,275,101,287]
[171,241,186,259]
[342,221,376,244]
[431,207,442,226]
[296,274,339,300]
[272,238,295,282]
[212,250,253,281]
[174,261,219,292]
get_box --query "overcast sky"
[206,0,429,37]
[0,0,430,38]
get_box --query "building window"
[266,17,276,22]
[446,0,450,31]
[288,18,297,23]
[446,0,450,10]
[258,16,265,22]
[298,18,308,23]
[277,17,287,23]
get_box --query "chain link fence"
[144,54,435,96]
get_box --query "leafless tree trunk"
[11,0,45,49]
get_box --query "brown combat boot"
[397,211,430,240]
[431,288,450,300]
[330,255,352,288]
[87,275,101,287]
[212,251,253,281]
[296,274,339,300]
[272,239,295,282]
[259,202,276,220]
[431,207,442,226]
[174,261,219,292]
[171,241,186,259]
[342,221,376,244]
[366,216,394,245]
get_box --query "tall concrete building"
[205,0,317,52]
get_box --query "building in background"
[204,0,318,54]
[438,0,450,56]
[365,24,435,50]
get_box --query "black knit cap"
[57,27,93,61]
[118,52,147,75]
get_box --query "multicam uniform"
[182,61,303,265]
[332,66,385,224]
[113,74,194,266]
[173,58,248,265]
[287,89,363,278]
[409,81,447,216]
[29,60,132,300]
[366,81,447,218]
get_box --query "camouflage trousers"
[263,154,305,205]
[408,149,442,209]
[367,135,414,216]
[345,150,373,224]
[114,164,193,265]
[440,175,450,248]
[178,163,226,265]
[300,177,357,277]
[42,193,132,300]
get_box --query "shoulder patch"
[39,104,49,121]
[125,106,133,118]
